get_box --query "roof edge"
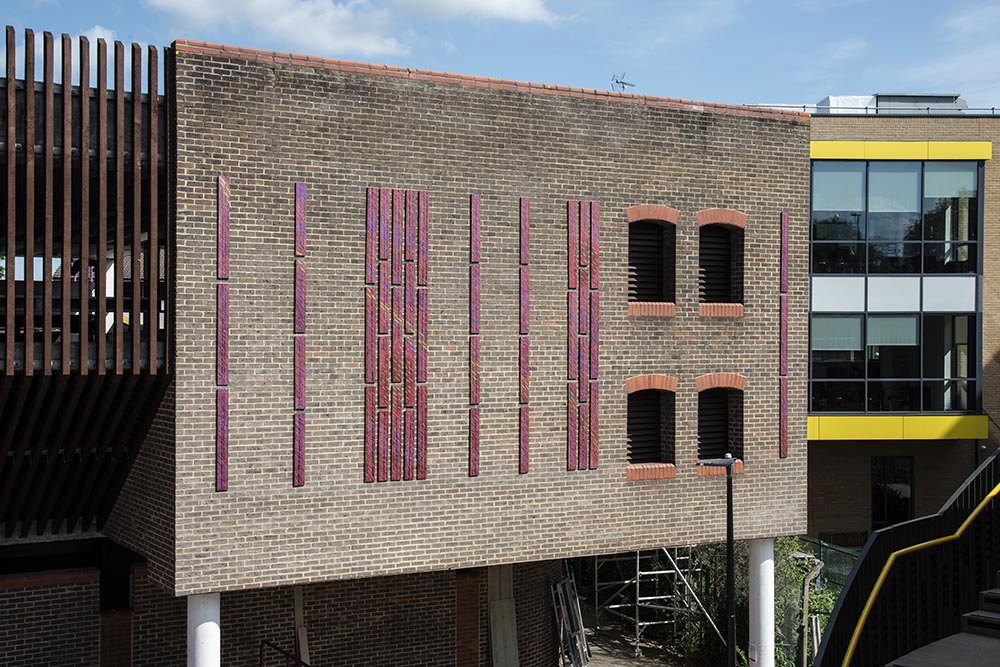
[171,39,809,124]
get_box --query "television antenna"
[611,73,635,92]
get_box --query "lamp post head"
[697,455,736,469]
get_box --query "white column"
[748,538,775,667]
[187,593,221,667]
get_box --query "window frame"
[871,455,914,532]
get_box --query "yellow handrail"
[841,481,1000,666]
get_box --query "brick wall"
[0,568,100,667]
[164,42,810,595]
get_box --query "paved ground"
[585,627,689,666]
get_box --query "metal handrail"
[259,641,310,667]
[748,104,1000,116]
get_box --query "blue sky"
[3,0,1000,108]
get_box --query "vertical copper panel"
[379,187,390,261]
[293,412,305,487]
[589,381,599,469]
[4,28,14,374]
[518,406,529,474]
[590,293,599,380]
[470,194,481,263]
[567,201,578,289]
[391,189,403,285]
[590,201,600,289]
[468,407,479,477]
[469,336,480,405]
[577,403,589,471]
[146,45,158,375]
[216,388,229,492]
[95,38,106,375]
[391,385,402,481]
[23,30,34,374]
[366,187,378,284]
[294,183,307,257]
[469,265,480,335]
[217,175,230,279]
[364,385,376,482]
[294,336,306,411]
[519,337,529,405]
[378,262,389,334]
[579,201,590,268]
[377,409,389,482]
[405,190,417,262]
[405,263,416,335]
[579,337,589,401]
[60,34,72,374]
[519,265,529,336]
[566,383,578,471]
[780,211,789,294]
[113,41,124,374]
[417,288,428,382]
[130,43,141,372]
[294,259,306,335]
[365,286,377,384]
[216,284,229,386]
[42,33,54,375]
[567,293,578,380]
[417,191,429,286]
[404,337,416,408]
[578,277,589,335]
[779,294,788,376]
[404,407,416,480]
[378,336,390,408]
[779,377,788,459]
[391,287,402,382]
[417,385,428,479]
[519,198,530,265]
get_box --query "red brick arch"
[626,204,679,225]
[695,373,746,392]
[625,374,678,394]
[696,208,747,229]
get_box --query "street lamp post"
[698,453,737,667]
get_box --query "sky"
[2,0,1000,109]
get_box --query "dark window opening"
[698,388,743,460]
[871,456,913,531]
[627,389,675,464]
[699,225,743,303]
[628,221,675,302]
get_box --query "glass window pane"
[868,315,918,346]
[867,381,920,411]
[868,243,920,272]
[924,162,977,199]
[812,315,863,350]
[868,347,919,379]
[811,381,864,412]
[812,162,865,241]
[923,380,974,411]
[868,212,921,241]
[812,243,865,273]
[925,243,976,273]
[924,164,978,242]
[868,162,920,213]
[811,350,865,379]
[923,315,972,379]
[872,457,912,530]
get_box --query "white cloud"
[392,0,556,22]
[144,0,406,58]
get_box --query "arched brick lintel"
[696,208,747,229]
[695,372,746,392]
[626,204,679,225]
[625,374,679,394]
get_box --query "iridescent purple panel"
[589,381,599,469]
[417,385,428,479]
[518,406,529,474]
[567,201,578,289]
[365,286,377,384]
[216,388,229,492]
[378,409,389,482]
[780,211,789,294]
[590,201,600,289]
[519,197,530,266]
[391,386,402,482]
[378,336,390,409]
[470,265,481,335]
[392,189,403,285]
[567,293,578,380]
[519,337,529,405]
[405,337,416,408]
[404,407,416,480]
[391,287,403,383]
[417,289,428,383]
[294,336,306,411]
[590,292,599,380]
[405,190,417,263]
[293,412,305,487]
[566,383,578,471]
[579,337,589,401]
[578,403,589,471]
[364,385,376,482]
[379,263,390,335]
[418,191,429,286]
[469,407,480,477]
[579,276,589,335]
[470,194,481,263]
[216,284,229,387]
[779,377,788,459]
[294,260,306,335]
[470,336,480,405]
[579,201,590,268]
[379,187,390,261]
[780,294,788,376]
[217,175,230,280]
[519,265,529,336]
[405,264,417,335]
[294,182,306,258]
[366,187,378,284]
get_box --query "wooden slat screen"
[627,221,663,302]
[698,225,733,303]
[627,389,661,464]
[697,388,730,460]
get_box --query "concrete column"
[187,593,221,667]
[748,538,775,667]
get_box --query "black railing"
[814,448,1000,667]
[259,641,310,667]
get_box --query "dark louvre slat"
[4,27,14,374]
[627,389,661,463]
[78,36,90,374]
[698,388,729,460]
[147,45,159,375]
[23,30,34,374]
[114,41,124,373]
[42,32,53,375]
[699,225,732,303]
[60,34,71,374]
[628,221,663,302]
[96,38,107,375]
[130,43,141,371]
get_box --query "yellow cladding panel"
[810,140,992,161]
[810,141,866,159]
[807,416,820,440]
[864,141,927,160]
[817,416,904,440]
[927,141,993,160]
[903,415,988,439]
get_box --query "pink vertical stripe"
[366,187,378,284]
[566,383,578,471]
[217,175,230,280]
[404,407,416,480]
[379,187,390,261]
[377,409,389,482]
[391,287,403,382]
[519,337,529,404]
[364,386,376,482]
[391,386,403,481]
[216,284,229,386]
[469,407,480,477]
[417,385,428,479]
[578,403,589,469]
[470,336,480,405]
[417,289,428,382]
[590,293,599,380]
[405,264,416,335]
[567,293,578,380]
[405,337,416,408]
[590,201,600,289]
[418,191,429,286]
[779,377,788,459]
[379,263,390,334]
[579,201,590,268]
[519,265,530,336]
[470,265,480,335]
[216,388,229,492]
[519,198,530,265]
[579,337,589,401]
[294,336,306,410]
[567,201,578,288]
[293,412,305,487]
[392,189,403,284]
[518,406,529,474]
[378,336,390,408]
[294,260,306,334]
[470,194,481,263]
[405,190,418,262]
[365,286,377,384]
[579,278,589,335]
[294,182,306,257]
[589,382,599,469]
[780,294,788,376]
[780,211,789,294]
